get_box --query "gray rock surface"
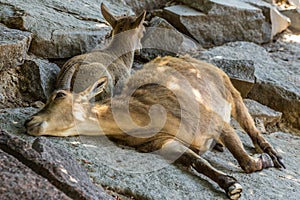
[139,17,201,61]
[199,41,300,130]
[160,0,280,47]
[0,130,113,200]
[0,0,133,58]
[0,149,70,200]
[0,55,59,109]
[244,99,282,132]
[0,68,25,108]
[124,0,170,13]
[19,54,60,101]
[241,0,290,36]
[0,24,32,70]
[1,107,300,200]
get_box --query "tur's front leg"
[159,140,242,200]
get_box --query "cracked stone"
[0,0,133,58]
[139,16,201,61]
[0,149,70,200]
[0,24,32,70]
[0,130,113,200]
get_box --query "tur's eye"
[54,91,66,100]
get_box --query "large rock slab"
[0,55,59,109]
[0,149,70,200]
[139,16,201,62]
[241,0,291,36]
[1,107,300,200]
[162,3,268,47]
[0,0,133,58]
[19,54,60,101]
[0,130,113,200]
[0,24,32,70]
[199,41,300,130]
[158,0,289,47]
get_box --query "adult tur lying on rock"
[25,55,285,200]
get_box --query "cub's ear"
[101,3,117,28]
[133,11,146,28]
[81,77,108,100]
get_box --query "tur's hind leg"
[230,88,285,168]
[220,122,276,173]
[159,140,242,200]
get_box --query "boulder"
[241,0,291,36]
[0,24,32,70]
[19,54,60,101]
[161,2,268,47]
[0,130,113,200]
[157,0,289,47]
[0,0,133,58]
[0,149,70,200]
[139,17,201,62]
[199,41,300,129]
[0,55,59,109]
[244,99,282,132]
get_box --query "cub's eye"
[54,91,67,100]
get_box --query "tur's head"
[101,3,146,50]
[101,3,146,35]
[25,77,108,136]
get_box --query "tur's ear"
[81,77,108,100]
[101,3,117,28]
[133,11,146,28]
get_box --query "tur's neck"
[105,34,138,70]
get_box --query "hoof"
[227,183,242,200]
[213,142,224,152]
[255,153,274,169]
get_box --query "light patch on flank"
[157,66,166,73]
[222,102,232,123]
[158,60,169,66]
[167,81,180,91]
[210,98,232,123]
[93,105,109,113]
[192,88,203,103]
